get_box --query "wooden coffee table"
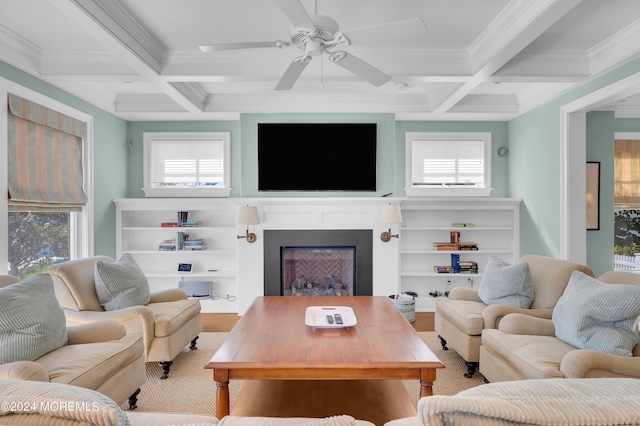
[205,296,444,419]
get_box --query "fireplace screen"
[282,246,355,296]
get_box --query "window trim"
[1,77,93,273]
[405,132,492,197]
[142,131,231,198]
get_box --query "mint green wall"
[395,121,510,198]
[508,56,640,266]
[126,121,241,198]
[126,116,511,199]
[616,118,640,132]
[586,111,615,276]
[0,60,128,258]
[239,113,396,197]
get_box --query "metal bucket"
[390,295,416,322]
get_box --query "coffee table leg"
[420,369,436,397]
[214,370,230,418]
[216,381,230,417]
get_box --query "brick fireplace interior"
[263,230,373,296]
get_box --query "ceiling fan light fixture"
[305,39,324,56]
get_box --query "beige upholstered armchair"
[0,274,145,408]
[480,270,640,382]
[48,255,202,379]
[434,254,594,378]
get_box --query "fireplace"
[264,230,373,296]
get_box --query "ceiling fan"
[199,0,427,90]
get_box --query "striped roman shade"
[7,94,87,212]
[614,139,640,209]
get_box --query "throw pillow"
[0,274,68,364]
[94,253,150,311]
[552,271,640,356]
[478,256,534,308]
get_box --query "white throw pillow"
[0,274,68,363]
[478,256,534,308]
[553,271,640,356]
[94,253,150,311]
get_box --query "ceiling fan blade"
[329,51,391,87]
[273,0,316,32]
[339,18,428,45]
[275,58,310,91]
[199,41,286,52]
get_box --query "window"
[143,132,231,197]
[2,80,92,277]
[613,133,640,270]
[405,132,492,196]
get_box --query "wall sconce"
[237,205,260,243]
[379,203,403,242]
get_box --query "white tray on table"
[305,306,357,328]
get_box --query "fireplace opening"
[282,246,355,296]
[264,230,373,296]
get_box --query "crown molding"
[589,19,640,75]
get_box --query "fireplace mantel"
[236,198,403,314]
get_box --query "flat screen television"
[258,123,377,191]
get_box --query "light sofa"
[0,379,376,426]
[0,275,145,408]
[434,254,594,378]
[4,378,639,426]
[48,255,202,379]
[386,378,640,425]
[479,270,640,382]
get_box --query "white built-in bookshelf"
[113,198,239,313]
[399,198,521,311]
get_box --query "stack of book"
[434,254,478,274]
[159,239,176,251]
[183,238,207,250]
[433,242,459,250]
[459,242,478,250]
[433,265,456,273]
[459,260,478,273]
[160,221,202,227]
[158,232,207,250]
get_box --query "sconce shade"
[379,204,403,224]
[237,206,260,225]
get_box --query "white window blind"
[151,138,225,187]
[411,139,485,186]
[405,132,491,196]
[143,132,231,197]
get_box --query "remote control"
[334,314,343,325]
[326,315,334,324]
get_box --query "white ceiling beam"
[431,0,584,114]
[46,0,206,113]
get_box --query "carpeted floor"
[130,332,486,417]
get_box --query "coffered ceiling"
[2,0,640,121]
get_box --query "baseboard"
[202,311,434,332]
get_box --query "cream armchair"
[48,256,202,379]
[479,270,640,382]
[0,274,145,408]
[434,254,594,378]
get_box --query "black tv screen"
[258,123,377,191]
